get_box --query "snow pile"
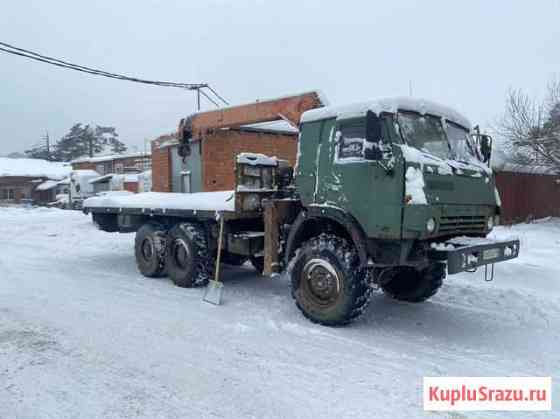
[0,209,559,418]
[84,191,235,212]
[35,180,59,191]
[0,157,71,179]
[301,96,471,129]
[405,166,427,204]
[237,153,278,166]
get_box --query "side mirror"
[480,134,492,165]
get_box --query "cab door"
[294,120,323,205]
[316,112,404,239]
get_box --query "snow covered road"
[0,207,558,418]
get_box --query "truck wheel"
[135,223,167,278]
[380,263,445,302]
[249,256,264,274]
[289,233,372,326]
[166,223,213,288]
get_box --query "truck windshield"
[397,112,450,159]
[446,121,478,162]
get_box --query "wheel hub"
[303,259,340,302]
[141,238,154,261]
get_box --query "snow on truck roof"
[300,97,471,129]
[0,157,71,180]
[84,191,235,212]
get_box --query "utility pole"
[43,130,50,160]
[197,87,201,111]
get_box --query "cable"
[0,41,229,106]
[206,85,230,105]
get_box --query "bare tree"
[495,77,560,169]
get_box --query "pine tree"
[52,124,127,162]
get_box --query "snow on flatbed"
[1,207,559,418]
[84,190,235,212]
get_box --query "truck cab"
[296,97,499,243]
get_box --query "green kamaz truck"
[84,97,519,326]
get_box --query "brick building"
[151,91,325,193]
[151,124,298,193]
[71,152,151,175]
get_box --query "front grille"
[439,215,486,234]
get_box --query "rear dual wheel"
[135,223,167,277]
[165,222,214,288]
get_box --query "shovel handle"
[214,214,225,283]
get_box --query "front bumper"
[428,237,520,274]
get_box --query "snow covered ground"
[0,207,558,418]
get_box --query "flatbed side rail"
[83,206,257,221]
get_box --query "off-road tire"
[165,222,214,288]
[380,263,445,302]
[134,223,167,278]
[289,233,372,326]
[250,256,264,275]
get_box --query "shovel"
[203,214,225,305]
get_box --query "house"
[0,157,71,204]
[71,151,151,175]
[151,91,326,193]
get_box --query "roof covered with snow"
[71,151,151,165]
[84,191,235,212]
[239,120,298,134]
[0,158,71,180]
[35,180,60,191]
[301,97,471,129]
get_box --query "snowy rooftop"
[239,120,298,134]
[71,151,151,165]
[301,96,471,129]
[0,157,71,180]
[84,191,235,212]
[35,180,60,191]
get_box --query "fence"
[495,164,560,224]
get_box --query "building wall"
[495,171,560,224]
[72,156,151,174]
[151,135,175,192]
[0,176,46,202]
[72,162,96,171]
[201,130,297,191]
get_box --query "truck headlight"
[426,218,436,233]
[487,216,494,230]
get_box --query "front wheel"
[289,234,372,326]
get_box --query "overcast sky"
[1,0,559,154]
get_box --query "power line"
[0,40,229,107]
